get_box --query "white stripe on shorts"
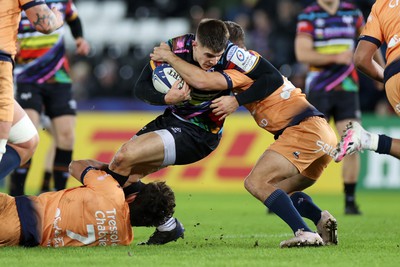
[154,129,176,166]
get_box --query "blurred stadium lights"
[66,0,190,52]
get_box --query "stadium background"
[10,0,400,194]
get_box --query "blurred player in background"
[294,0,383,215]
[0,158,175,247]
[10,0,90,196]
[0,0,63,169]
[335,0,400,161]
[37,114,56,193]
[163,20,338,248]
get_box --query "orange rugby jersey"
[0,0,44,56]
[361,0,400,65]
[225,69,321,135]
[30,168,133,247]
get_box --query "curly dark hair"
[129,181,176,227]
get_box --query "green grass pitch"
[1,191,400,267]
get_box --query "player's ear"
[125,193,137,204]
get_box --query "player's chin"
[201,64,213,70]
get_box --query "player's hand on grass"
[210,95,239,120]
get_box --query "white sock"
[157,217,176,232]
[361,130,379,151]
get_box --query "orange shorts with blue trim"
[269,116,337,180]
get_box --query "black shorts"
[306,90,361,122]
[16,82,76,119]
[137,110,221,165]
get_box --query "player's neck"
[318,0,340,15]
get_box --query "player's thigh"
[117,132,166,166]
[137,113,220,165]
[0,61,14,122]
[42,83,76,119]
[270,116,337,180]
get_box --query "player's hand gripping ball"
[152,64,184,94]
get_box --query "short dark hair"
[129,181,175,227]
[224,21,246,49]
[196,18,229,53]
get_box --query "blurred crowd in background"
[68,0,392,114]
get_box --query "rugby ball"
[152,64,184,94]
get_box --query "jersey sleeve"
[20,0,46,10]
[296,11,314,36]
[82,168,122,195]
[224,45,260,74]
[359,3,383,47]
[65,0,79,21]
[134,62,167,105]
[355,8,365,30]
[223,69,253,89]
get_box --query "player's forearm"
[25,6,63,34]
[356,60,384,83]
[67,16,83,38]
[296,49,338,67]
[354,41,384,82]
[163,53,211,89]
[134,63,167,105]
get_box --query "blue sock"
[0,145,21,180]
[376,134,392,154]
[290,192,322,225]
[264,189,312,233]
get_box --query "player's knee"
[110,149,129,169]
[27,133,39,152]
[19,134,39,165]
[244,175,257,193]
[56,130,75,149]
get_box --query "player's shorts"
[136,109,221,165]
[0,60,14,122]
[0,193,21,246]
[306,89,361,121]
[385,72,400,116]
[15,82,76,119]
[269,116,337,180]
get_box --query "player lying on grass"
[151,20,338,248]
[0,159,175,247]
